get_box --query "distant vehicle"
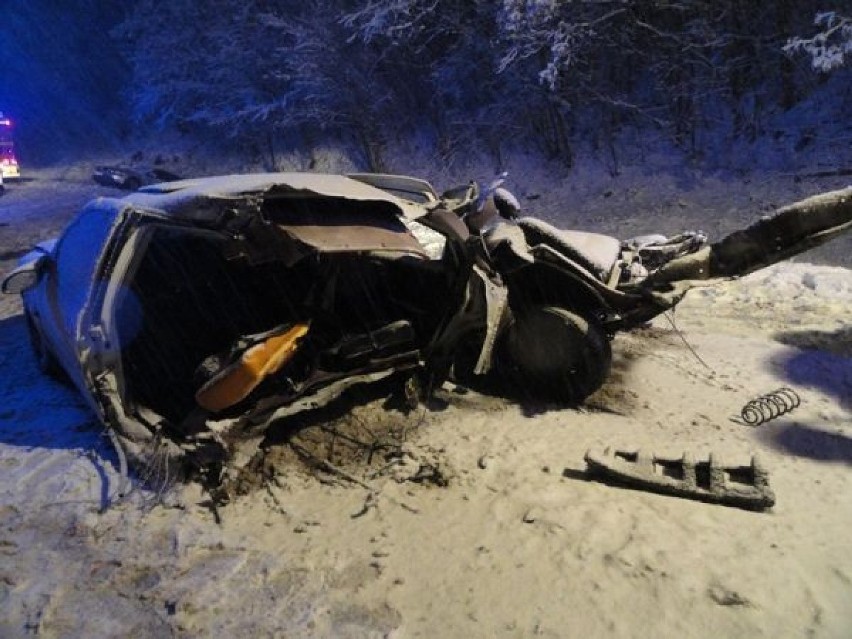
[0,114,21,180]
[2,172,851,483]
[92,165,183,190]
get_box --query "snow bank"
[742,262,852,302]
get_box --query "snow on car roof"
[121,172,412,221]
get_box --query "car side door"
[33,203,121,391]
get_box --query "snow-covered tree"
[341,0,509,166]
[118,0,401,169]
[785,12,852,72]
[117,1,289,131]
[112,0,849,171]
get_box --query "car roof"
[119,172,414,222]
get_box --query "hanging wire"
[662,309,714,372]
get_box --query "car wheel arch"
[501,304,612,404]
[24,309,64,379]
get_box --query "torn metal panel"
[263,193,429,258]
[273,220,429,257]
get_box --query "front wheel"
[502,305,611,404]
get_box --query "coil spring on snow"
[740,387,801,426]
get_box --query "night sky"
[0,1,129,162]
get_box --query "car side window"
[53,205,118,337]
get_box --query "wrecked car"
[92,164,183,190]
[3,172,851,482]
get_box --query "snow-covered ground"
[0,167,850,637]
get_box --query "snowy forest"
[3,0,851,172]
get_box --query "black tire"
[503,305,611,404]
[25,311,63,379]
